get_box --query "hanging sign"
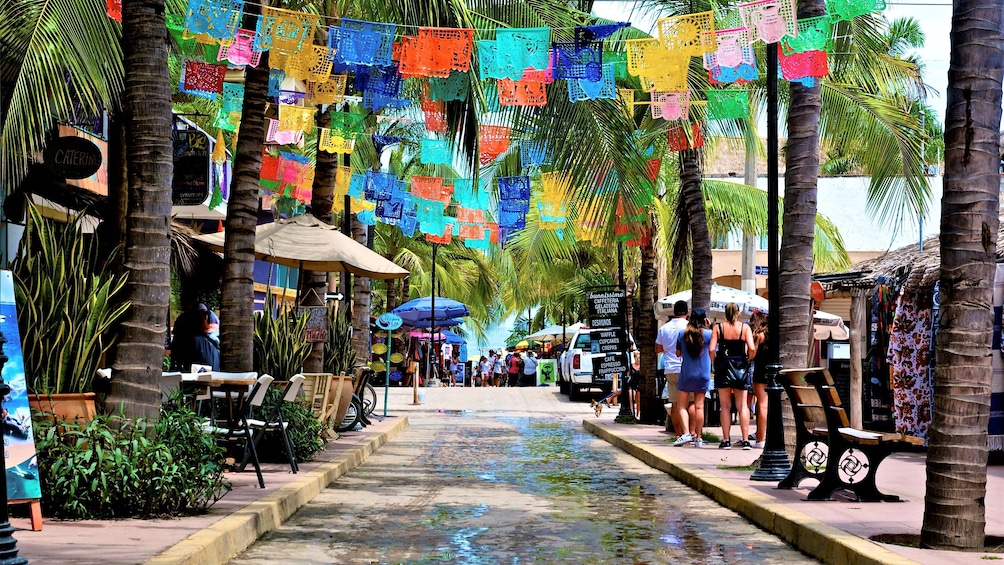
[588,289,626,329]
[591,329,629,355]
[303,307,329,342]
[43,136,102,180]
[171,129,211,205]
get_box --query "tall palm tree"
[105,0,174,421]
[921,0,1003,550]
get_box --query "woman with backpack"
[708,302,757,450]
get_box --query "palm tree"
[104,0,174,421]
[920,0,1003,550]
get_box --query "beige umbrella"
[195,213,408,279]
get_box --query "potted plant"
[12,204,129,421]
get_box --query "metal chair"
[244,374,305,474]
[204,374,273,488]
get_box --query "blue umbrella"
[441,330,466,345]
[406,318,465,329]
[392,296,470,324]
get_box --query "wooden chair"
[779,368,923,502]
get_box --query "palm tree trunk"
[635,218,659,422]
[106,0,173,423]
[351,216,371,364]
[219,47,268,372]
[921,0,1003,549]
[778,0,826,370]
[303,110,337,374]
[385,261,398,311]
[679,148,712,309]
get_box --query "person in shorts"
[656,300,691,434]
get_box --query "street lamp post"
[0,331,28,564]
[751,40,791,482]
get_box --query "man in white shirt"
[440,341,453,373]
[521,351,538,387]
[655,300,690,435]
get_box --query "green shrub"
[33,402,230,519]
[255,388,326,463]
[253,292,311,381]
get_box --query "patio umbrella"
[392,296,471,324]
[406,318,465,329]
[655,284,769,322]
[441,330,466,345]
[194,213,408,279]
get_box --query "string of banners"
[108,0,885,247]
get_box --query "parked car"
[557,327,634,401]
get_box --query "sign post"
[376,313,403,416]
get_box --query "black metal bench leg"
[846,448,900,502]
[779,439,828,490]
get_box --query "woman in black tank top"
[749,311,769,447]
[708,303,757,450]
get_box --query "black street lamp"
[751,42,792,482]
[0,331,28,563]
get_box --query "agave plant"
[11,203,129,395]
[252,292,312,381]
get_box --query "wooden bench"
[778,367,924,502]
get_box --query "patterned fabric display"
[277,152,309,184]
[330,19,395,67]
[399,28,475,78]
[220,82,243,113]
[540,171,572,203]
[421,139,451,165]
[425,221,454,244]
[778,46,829,81]
[618,89,635,117]
[220,29,261,66]
[277,90,305,105]
[260,153,280,181]
[415,198,447,235]
[430,71,470,101]
[498,202,528,231]
[330,112,366,137]
[454,179,490,210]
[498,176,531,201]
[421,94,448,132]
[358,64,401,97]
[781,15,833,55]
[704,28,754,70]
[667,123,704,151]
[479,125,512,165]
[656,11,716,57]
[411,176,452,202]
[317,128,354,153]
[575,22,629,44]
[182,61,227,96]
[456,207,485,224]
[348,174,366,198]
[495,28,551,80]
[568,63,617,101]
[651,90,690,121]
[214,108,240,132]
[826,0,886,21]
[255,7,318,54]
[268,50,289,70]
[363,91,410,112]
[498,78,547,107]
[626,39,689,92]
[739,0,798,44]
[645,158,662,180]
[552,41,603,82]
[285,44,333,82]
[364,170,397,201]
[167,15,197,55]
[476,41,505,81]
[887,289,933,440]
[707,89,750,120]
[371,135,402,153]
[268,70,285,97]
[306,74,347,105]
[710,62,759,84]
[375,197,405,221]
[185,0,244,40]
[278,104,315,134]
[331,165,353,198]
[520,141,551,168]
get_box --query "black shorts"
[714,359,752,390]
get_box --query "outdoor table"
[184,373,257,428]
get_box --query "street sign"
[587,289,626,329]
[376,312,403,331]
[755,265,769,276]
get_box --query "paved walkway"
[9,386,1004,564]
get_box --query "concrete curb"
[144,417,410,565]
[582,420,919,565]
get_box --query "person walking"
[673,308,712,447]
[748,311,770,448]
[708,303,757,450]
[655,300,690,434]
[492,351,505,387]
[521,351,538,387]
[626,350,642,419]
[506,351,522,387]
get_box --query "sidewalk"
[584,417,1004,565]
[11,415,409,565]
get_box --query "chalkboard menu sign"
[594,353,629,381]
[172,129,211,206]
[588,288,629,381]
[588,289,626,329]
[590,329,629,355]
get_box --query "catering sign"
[43,136,102,180]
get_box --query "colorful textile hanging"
[710,61,759,84]
[268,70,285,97]
[357,64,401,97]
[552,41,604,82]
[399,28,475,78]
[476,40,506,81]
[618,89,635,117]
[306,74,347,105]
[739,0,798,44]
[540,171,573,203]
[457,206,486,224]
[421,139,451,165]
[781,15,833,55]
[421,93,448,132]
[537,200,567,227]
[371,135,402,153]
[317,128,355,153]
[214,108,241,132]
[626,39,689,92]
[182,60,227,97]
[184,0,244,41]
[278,104,316,134]
[364,90,411,112]
[498,77,547,107]
[220,28,261,66]
[330,19,396,67]
[277,89,305,105]
[167,15,197,55]
[479,125,512,165]
[106,0,121,22]
[826,0,886,21]
[707,89,750,120]
[255,7,318,54]
[704,27,754,70]
[520,141,552,169]
[348,173,366,198]
[285,44,333,82]
[778,46,829,81]
[329,112,366,138]
[364,170,397,201]
[454,178,490,210]
[575,219,605,245]
[375,197,406,221]
[498,200,529,231]
[411,176,453,202]
[651,90,691,121]
[498,176,531,201]
[415,198,447,235]
[656,11,716,57]
[887,289,933,441]
[425,222,454,244]
[567,63,617,101]
[495,28,551,80]
[332,165,353,198]
[575,22,629,44]
[220,82,243,113]
[667,123,704,151]
[268,50,289,71]
[429,71,470,101]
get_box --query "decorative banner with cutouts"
[707,89,750,120]
[656,11,716,57]
[651,90,691,121]
[739,0,797,44]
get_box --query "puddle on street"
[232,412,817,564]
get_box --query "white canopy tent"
[525,322,585,342]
